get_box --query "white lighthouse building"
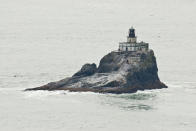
[119,27,149,52]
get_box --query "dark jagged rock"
[73,63,97,77]
[25,50,167,94]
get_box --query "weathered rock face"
[26,50,167,94]
[73,63,97,77]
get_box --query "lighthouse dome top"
[128,27,136,37]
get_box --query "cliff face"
[26,50,167,94]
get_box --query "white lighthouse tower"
[118,27,149,52]
[127,27,137,43]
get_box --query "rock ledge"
[26,50,167,94]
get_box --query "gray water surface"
[0,0,196,130]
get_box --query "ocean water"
[0,0,196,130]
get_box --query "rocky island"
[26,27,167,93]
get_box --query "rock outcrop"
[26,50,167,94]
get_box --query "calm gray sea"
[0,0,196,130]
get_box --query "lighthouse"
[118,27,149,52]
[127,27,137,43]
